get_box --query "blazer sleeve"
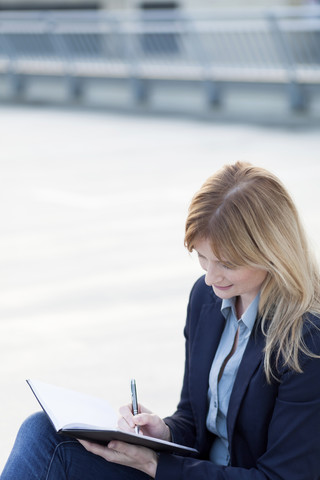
[156,305,320,479]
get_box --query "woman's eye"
[221,262,233,270]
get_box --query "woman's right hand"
[118,404,171,442]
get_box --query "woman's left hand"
[78,439,159,478]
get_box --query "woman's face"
[194,238,267,315]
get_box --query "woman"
[2,161,320,479]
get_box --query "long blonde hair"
[185,161,320,382]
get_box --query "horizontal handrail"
[0,6,319,110]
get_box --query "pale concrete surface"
[1,105,320,471]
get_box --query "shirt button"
[214,401,217,408]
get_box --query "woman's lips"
[214,285,233,291]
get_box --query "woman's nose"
[204,263,223,286]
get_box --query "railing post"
[1,27,26,99]
[268,12,306,111]
[125,18,149,105]
[287,81,307,111]
[47,14,84,102]
[203,79,221,107]
[130,77,148,104]
[187,17,221,108]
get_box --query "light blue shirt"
[206,294,259,466]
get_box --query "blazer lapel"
[189,299,225,434]
[227,325,265,442]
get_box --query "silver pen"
[130,378,140,434]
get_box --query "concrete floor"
[1,104,320,471]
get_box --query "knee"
[20,411,51,433]
[18,411,54,445]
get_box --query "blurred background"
[1,0,320,472]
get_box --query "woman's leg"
[1,412,151,480]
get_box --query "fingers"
[118,413,147,434]
[119,403,152,417]
[118,403,153,432]
[78,438,155,468]
[79,438,159,478]
[118,404,136,431]
[118,415,135,432]
[135,413,158,427]
[78,439,108,457]
[78,439,130,459]
[120,414,170,441]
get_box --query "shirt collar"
[221,294,260,332]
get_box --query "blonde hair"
[185,161,320,382]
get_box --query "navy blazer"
[157,276,320,480]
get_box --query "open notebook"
[27,379,198,457]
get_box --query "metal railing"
[0,6,319,110]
